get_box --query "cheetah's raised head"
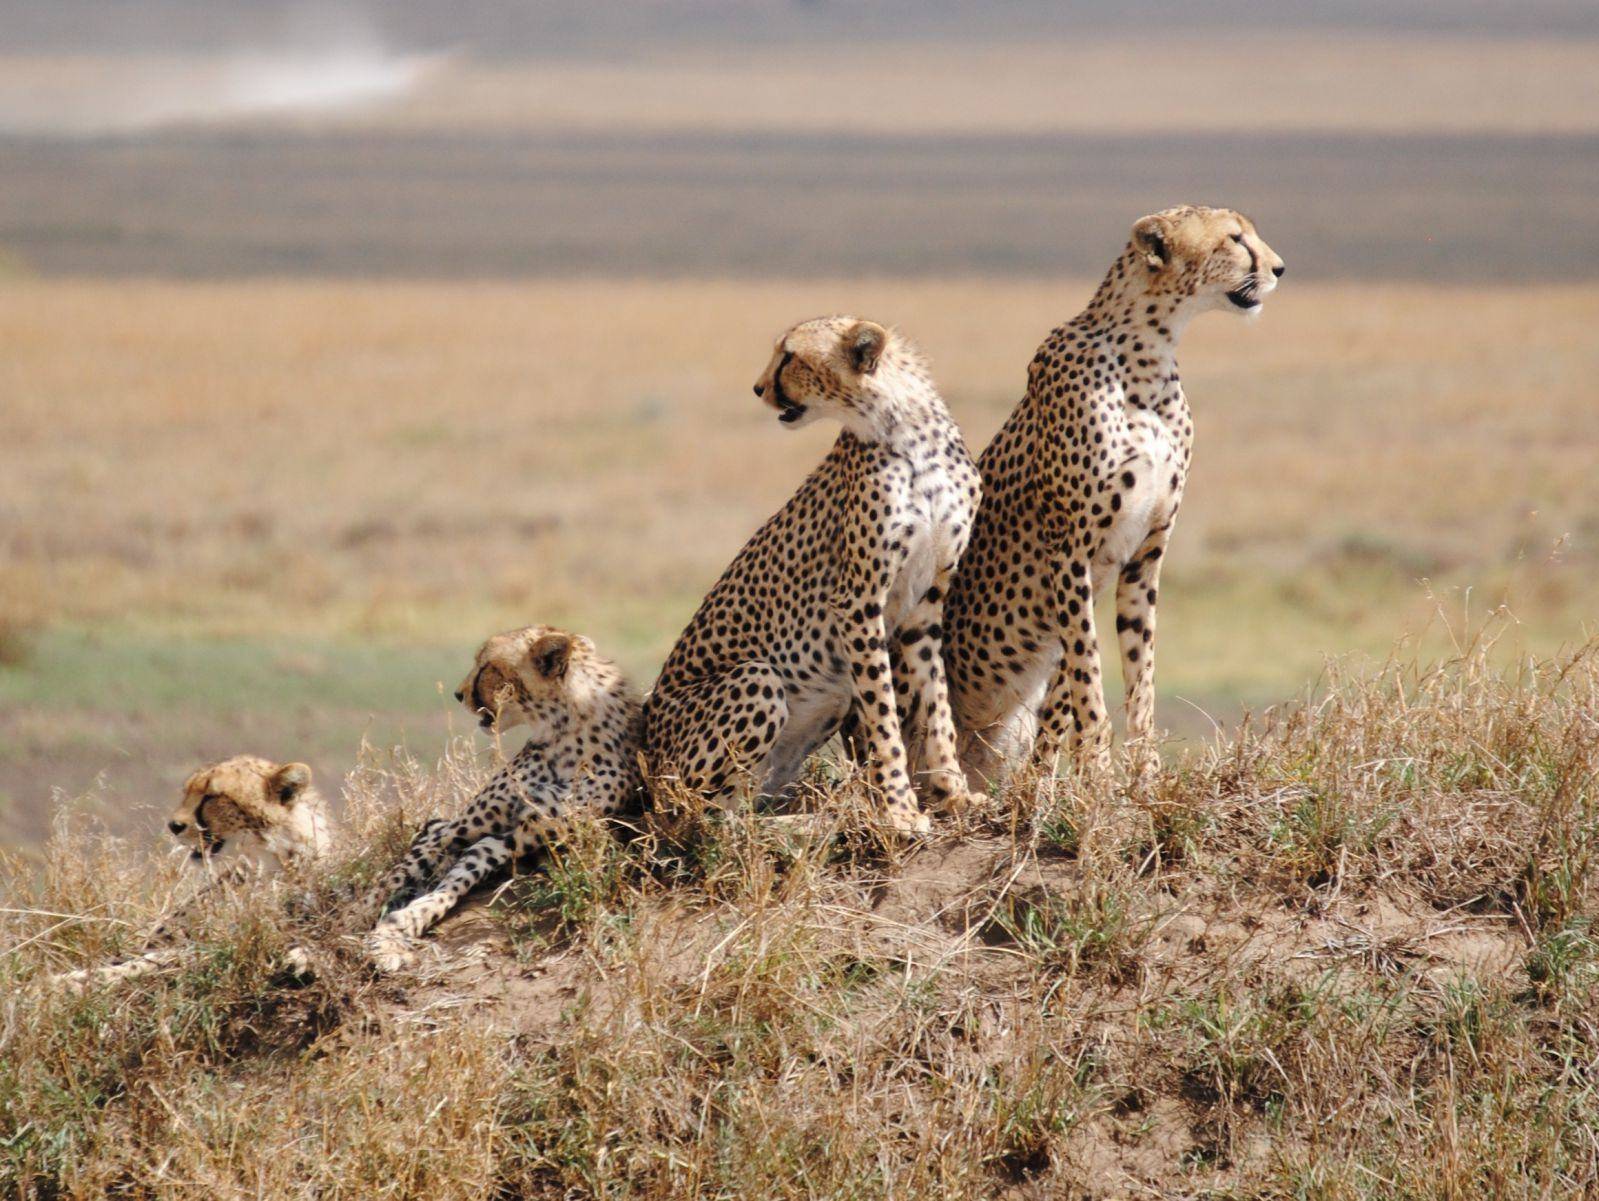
[456,625,596,738]
[168,755,327,869]
[1130,206,1284,317]
[751,315,909,435]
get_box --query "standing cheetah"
[368,626,643,971]
[55,756,332,988]
[645,317,981,834]
[944,206,1284,786]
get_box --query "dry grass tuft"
[4,635,1598,1198]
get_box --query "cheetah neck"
[1072,247,1193,415]
[560,661,639,754]
[262,790,334,866]
[847,357,955,458]
[1080,247,1200,346]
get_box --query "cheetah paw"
[367,927,420,974]
[888,808,933,838]
[282,945,316,980]
[50,967,92,994]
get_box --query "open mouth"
[1225,287,1261,310]
[190,836,225,862]
[767,350,805,423]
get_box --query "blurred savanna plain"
[1,0,1597,850]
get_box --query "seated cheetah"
[943,206,1284,786]
[54,756,331,988]
[367,625,644,971]
[645,316,981,834]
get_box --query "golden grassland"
[1,276,1596,842]
[4,276,1594,642]
[4,637,1597,1197]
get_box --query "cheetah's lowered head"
[1129,205,1284,319]
[167,755,332,872]
[455,625,609,740]
[751,315,927,441]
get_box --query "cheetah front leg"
[839,592,928,836]
[53,861,254,991]
[1031,551,1111,777]
[55,947,185,991]
[892,576,972,815]
[368,827,524,972]
[372,816,474,915]
[1116,528,1170,780]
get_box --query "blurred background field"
[1,0,1596,849]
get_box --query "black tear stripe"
[771,351,796,410]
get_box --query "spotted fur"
[367,626,643,971]
[54,756,331,988]
[944,206,1284,785]
[644,316,981,833]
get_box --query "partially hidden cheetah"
[943,206,1284,786]
[54,756,331,988]
[645,316,981,834]
[368,625,643,971]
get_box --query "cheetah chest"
[1090,416,1184,593]
[884,458,965,630]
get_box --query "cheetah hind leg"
[659,661,790,810]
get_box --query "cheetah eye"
[1230,233,1245,244]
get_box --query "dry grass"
[4,632,1598,1198]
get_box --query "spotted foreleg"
[368,829,519,971]
[840,594,927,834]
[1116,529,1170,776]
[1032,552,1111,775]
[55,947,185,991]
[372,816,475,915]
[893,579,971,814]
[52,861,251,990]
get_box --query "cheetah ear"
[845,321,887,375]
[270,762,312,806]
[1132,214,1172,271]
[530,632,572,680]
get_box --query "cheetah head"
[167,755,326,868]
[752,316,896,434]
[1130,206,1284,318]
[455,625,594,738]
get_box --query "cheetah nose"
[1272,262,1286,278]
[753,383,765,398]
[168,821,187,835]
[453,689,464,702]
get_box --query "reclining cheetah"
[645,316,981,834]
[943,206,1284,785]
[54,755,331,988]
[368,625,644,971]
